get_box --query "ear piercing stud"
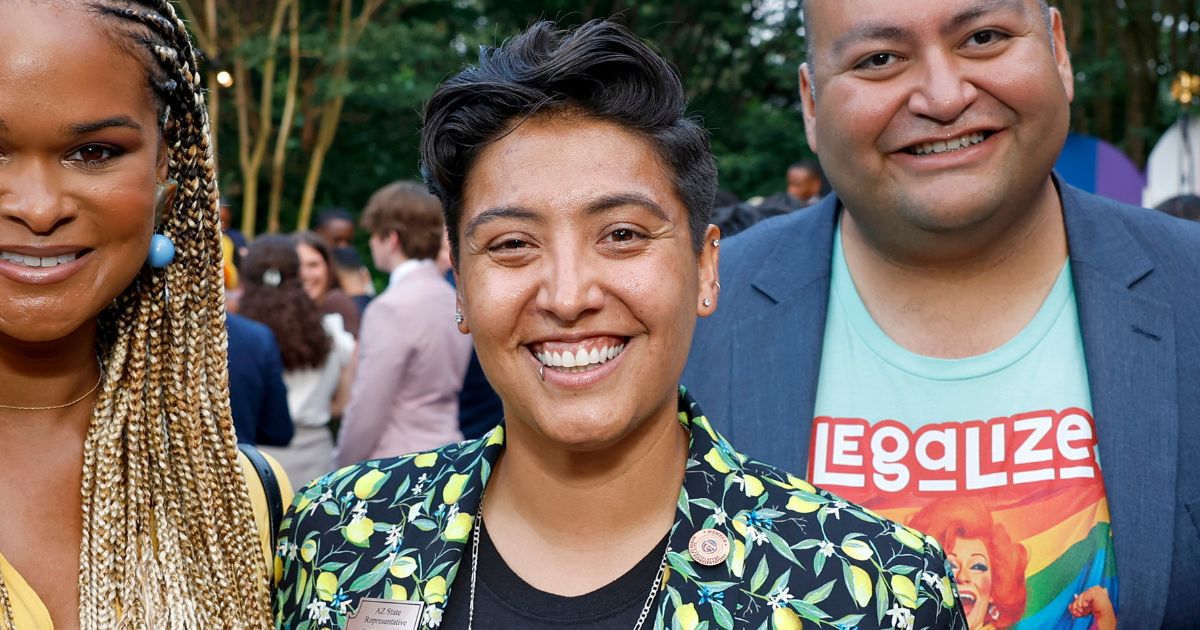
[702,298,712,307]
[712,239,720,247]
[455,310,464,324]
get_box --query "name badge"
[345,598,424,630]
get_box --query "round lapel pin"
[688,528,730,566]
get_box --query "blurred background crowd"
[200,0,1200,486]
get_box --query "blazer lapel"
[1062,183,1177,625]
[733,198,837,472]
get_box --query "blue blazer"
[226,313,295,447]
[684,179,1200,626]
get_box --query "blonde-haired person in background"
[0,1,286,628]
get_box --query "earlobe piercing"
[702,298,712,307]
[147,179,178,269]
[455,310,464,324]
[154,179,178,225]
[712,239,720,247]
[714,281,721,292]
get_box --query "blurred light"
[1172,71,1199,107]
[217,70,234,88]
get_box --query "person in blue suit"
[226,312,294,446]
[685,1,1200,627]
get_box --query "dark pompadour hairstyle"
[420,19,717,263]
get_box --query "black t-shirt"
[441,521,669,629]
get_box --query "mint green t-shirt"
[810,223,1118,629]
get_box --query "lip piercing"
[539,364,545,381]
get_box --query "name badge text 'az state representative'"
[345,598,424,630]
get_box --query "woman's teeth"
[0,251,77,268]
[535,343,625,371]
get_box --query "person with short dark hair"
[785,158,826,205]
[276,20,965,630]
[334,181,472,467]
[331,245,375,315]
[712,160,826,238]
[1155,194,1200,222]
[313,206,356,249]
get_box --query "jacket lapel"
[1062,183,1177,625]
[659,391,755,629]
[404,428,502,628]
[734,198,837,471]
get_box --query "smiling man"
[685,1,1200,627]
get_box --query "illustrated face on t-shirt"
[810,227,1118,630]
[948,539,993,627]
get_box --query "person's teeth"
[0,251,80,267]
[536,342,630,372]
[912,132,986,155]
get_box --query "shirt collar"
[388,259,431,287]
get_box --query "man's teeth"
[0,251,77,268]
[536,344,625,370]
[911,132,986,156]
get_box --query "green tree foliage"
[208,0,815,235]
[1058,0,1200,166]
[203,0,1200,236]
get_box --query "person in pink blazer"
[335,181,472,466]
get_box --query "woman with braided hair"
[0,1,284,628]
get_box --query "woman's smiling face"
[456,114,718,450]
[297,242,331,301]
[0,2,163,345]
[948,537,994,627]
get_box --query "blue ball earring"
[148,233,175,268]
[148,179,178,269]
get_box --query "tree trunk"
[236,0,291,238]
[296,0,386,229]
[268,0,301,234]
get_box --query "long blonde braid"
[0,1,272,628]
